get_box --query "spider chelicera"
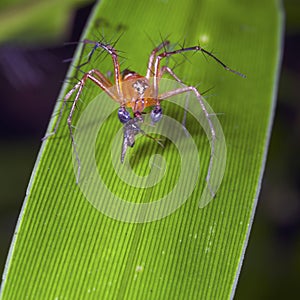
[43,39,244,187]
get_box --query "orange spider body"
[121,70,156,114]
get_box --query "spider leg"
[160,66,190,132]
[43,69,115,139]
[67,82,84,184]
[152,44,245,101]
[75,39,123,99]
[158,86,216,197]
[146,40,170,79]
[69,70,121,183]
[160,65,184,83]
[73,39,99,78]
[44,69,117,183]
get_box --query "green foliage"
[0,0,283,299]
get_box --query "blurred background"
[0,1,299,299]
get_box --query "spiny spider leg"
[73,39,123,99]
[160,65,184,83]
[43,40,128,184]
[160,65,190,131]
[43,69,115,140]
[44,40,120,135]
[43,40,124,142]
[146,40,170,79]
[44,69,118,183]
[160,66,214,131]
[75,39,105,72]
[152,44,245,100]
[147,43,245,196]
[158,86,216,197]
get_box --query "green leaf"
[0,0,283,299]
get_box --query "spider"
[43,39,244,189]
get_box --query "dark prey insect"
[43,39,245,188]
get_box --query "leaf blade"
[1,0,283,299]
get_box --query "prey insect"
[43,39,244,190]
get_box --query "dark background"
[0,1,299,299]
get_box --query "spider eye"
[118,108,131,124]
[151,106,163,123]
